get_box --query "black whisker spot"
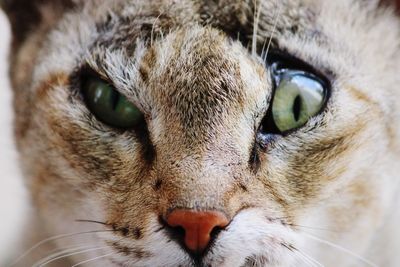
[133,227,143,239]
[121,227,130,236]
[114,242,133,256]
[132,248,152,259]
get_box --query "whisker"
[31,245,96,267]
[268,216,338,233]
[295,249,325,267]
[251,0,263,56]
[288,223,339,233]
[282,243,322,267]
[262,0,282,61]
[302,232,378,267]
[71,252,115,267]
[260,38,268,60]
[35,246,109,267]
[7,229,115,267]
[75,219,111,226]
[294,253,319,267]
[39,244,98,259]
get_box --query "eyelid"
[266,49,334,88]
[273,67,328,91]
[78,66,136,103]
[267,52,332,110]
[258,51,331,137]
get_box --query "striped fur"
[2,0,400,266]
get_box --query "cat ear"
[359,0,400,12]
[380,0,400,13]
[391,0,400,12]
[1,0,75,47]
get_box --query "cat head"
[2,0,400,266]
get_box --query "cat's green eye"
[271,72,327,133]
[83,77,143,129]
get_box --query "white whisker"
[252,0,263,56]
[303,232,378,267]
[289,223,339,233]
[283,243,324,267]
[40,244,98,259]
[7,229,114,267]
[295,248,325,267]
[71,252,115,267]
[32,245,96,267]
[263,0,282,61]
[260,38,268,60]
[37,246,109,267]
[294,253,319,267]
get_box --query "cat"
[1,0,400,266]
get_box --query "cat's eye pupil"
[111,92,119,110]
[293,95,302,122]
[82,76,144,129]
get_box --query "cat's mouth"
[172,208,296,267]
[102,208,297,267]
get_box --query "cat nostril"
[164,210,230,254]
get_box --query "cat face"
[3,0,400,266]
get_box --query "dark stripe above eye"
[266,49,335,84]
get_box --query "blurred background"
[0,9,28,264]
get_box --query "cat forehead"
[84,0,318,43]
[33,0,399,116]
[56,4,318,106]
[37,0,384,78]
[36,0,320,85]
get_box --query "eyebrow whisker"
[263,0,282,61]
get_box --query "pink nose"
[165,210,230,254]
